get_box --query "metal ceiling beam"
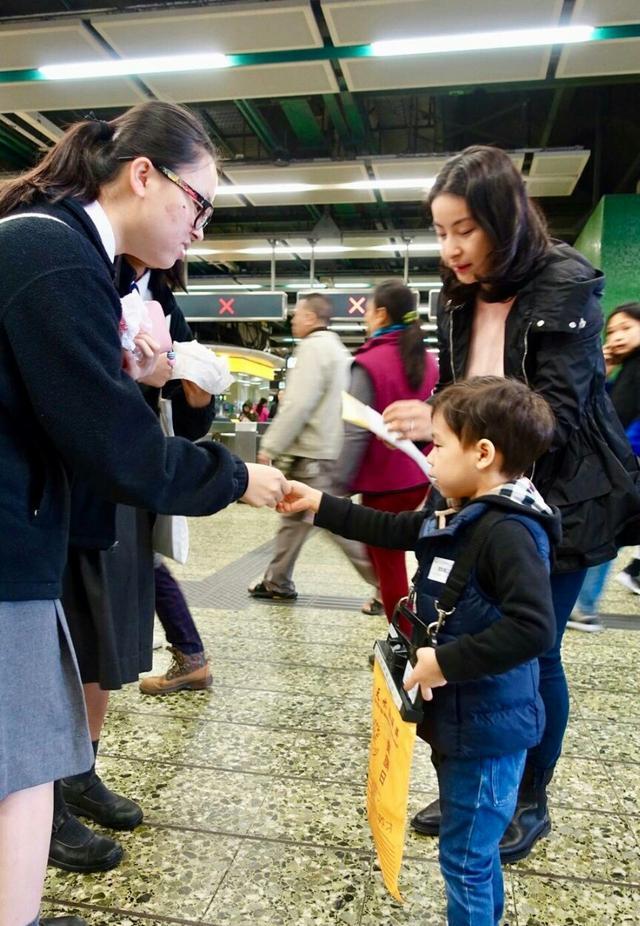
[279,98,325,149]
[234,99,281,156]
[322,93,350,146]
[538,87,576,148]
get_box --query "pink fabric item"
[465,296,514,378]
[350,331,438,494]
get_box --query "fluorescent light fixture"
[216,183,316,196]
[187,283,263,291]
[370,25,594,58]
[334,282,372,288]
[285,282,327,289]
[39,52,230,80]
[344,178,435,191]
[188,248,220,256]
[410,281,443,287]
[370,242,441,253]
[242,244,349,256]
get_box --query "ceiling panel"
[529,150,591,177]
[322,0,564,45]
[340,47,551,92]
[222,162,376,206]
[0,79,146,115]
[190,235,440,262]
[556,38,640,77]
[0,20,105,69]
[525,176,579,196]
[93,1,323,55]
[570,0,640,26]
[145,61,338,104]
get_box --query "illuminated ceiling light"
[242,244,350,255]
[187,248,220,256]
[216,182,316,196]
[39,52,230,80]
[343,178,435,191]
[370,25,594,58]
[334,282,372,288]
[370,242,441,253]
[187,283,263,291]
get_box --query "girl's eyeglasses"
[117,157,214,230]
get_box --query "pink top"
[465,296,515,378]
[257,406,270,422]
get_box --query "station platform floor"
[43,502,640,926]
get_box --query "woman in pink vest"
[333,279,439,621]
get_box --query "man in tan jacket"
[249,293,378,600]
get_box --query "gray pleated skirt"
[0,599,94,801]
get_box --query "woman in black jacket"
[384,145,640,864]
[0,101,288,926]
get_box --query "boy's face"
[427,411,486,500]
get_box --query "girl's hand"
[122,331,162,381]
[383,400,432,441]
[276,480,322,515]
[404,647,447,700]
[241,464,290,508]
[138,353,174,388]
[182,379,212,408]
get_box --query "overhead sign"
[295,290,419,320]
[176,291,287,322]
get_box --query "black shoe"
[499,763,553,864]
[61,771,143,830]
[410,798,440,836]
[41,917,87,926]
[49,808,123,873]
[248,581,297,600]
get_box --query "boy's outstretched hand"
[404,647,447,700]
[276,480,323,515]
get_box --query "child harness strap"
[427,508,507,645]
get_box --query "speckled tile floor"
[43,508,640,925]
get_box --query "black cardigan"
[0,198,248,600]
[610,348,640,430]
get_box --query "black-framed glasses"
[117,157,214,230]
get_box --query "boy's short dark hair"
[430,377,555,478]
[300,293,333,325]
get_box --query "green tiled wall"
[575,194,640,316]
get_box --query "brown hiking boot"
[139,647,212,695]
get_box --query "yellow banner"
[367,657,417,902]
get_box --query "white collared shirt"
[83,200,116,263]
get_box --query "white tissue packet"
[170,340,235,394]
[120,289,151,353]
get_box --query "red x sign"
[348,296,366,315]
[219,297,235,315]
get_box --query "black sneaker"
[248,581,297,600]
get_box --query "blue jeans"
[576,562,612,615]
[527,569,587,772]
[437,751,526,926]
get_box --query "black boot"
[40,918,87,926]
[61,769,143,830]
[499,763,554,864]
[49,781,123,873]
[410,797,441,836]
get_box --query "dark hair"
[607,302,640,327]
[0,101,217,217]
[373,279,425,390]
[299,293,333,325]
[256,397,268,408]
[430,376,555,479]
[426,145,550,305]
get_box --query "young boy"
[277,376,560,926]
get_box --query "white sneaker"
[614,571,640,595]
[567,613,604,633]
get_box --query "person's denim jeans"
[527,569,587,772]
[576,562,612,615]
[437,751,526,926]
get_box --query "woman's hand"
[241,463,290,508]
[276,480,322,515]
[182,379,212,408]
[383,400,433,442]
[138,353,174,388]
[404,647,447,700]
[122,331,162,382]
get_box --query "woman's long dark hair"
[373,279,425,390]
[426,145,550,305]
[608,302,640,326]
[0,101,216,217]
